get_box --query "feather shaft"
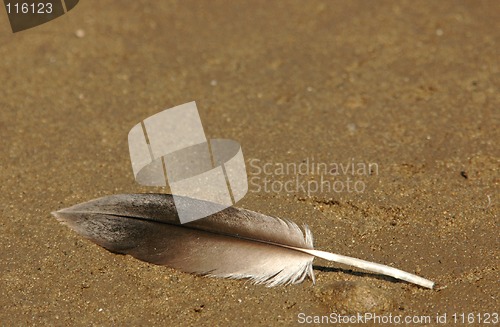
[290,248,434,289]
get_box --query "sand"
[1,1,498,326]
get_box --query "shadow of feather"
[313,265,405,285]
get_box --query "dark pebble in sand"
[314,281,394,314]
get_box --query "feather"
[52,194,434,289]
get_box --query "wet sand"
[0,1,498,326]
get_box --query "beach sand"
[1,1,498,325]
